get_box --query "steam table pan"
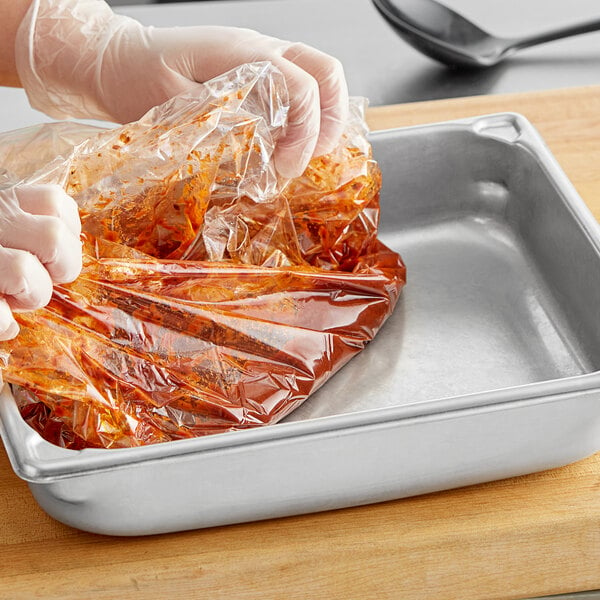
[1,113,600,536]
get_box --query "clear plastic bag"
[0,62,406,448]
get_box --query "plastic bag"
[0,62,406,449]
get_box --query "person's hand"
[15,0,349,178]
[0,184,82,340]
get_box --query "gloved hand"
[0,184,82,340]
[15,0,349,178]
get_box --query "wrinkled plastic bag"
[0,62,406,449]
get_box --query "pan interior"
[286,125,600,421]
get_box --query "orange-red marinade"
[1,64,406,449]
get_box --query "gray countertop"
[1,0,600,131]
[119,0,600,106]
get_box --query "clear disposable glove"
[15,0,349,178]
[0,184,82,340]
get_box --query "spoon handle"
[510,18,600,51]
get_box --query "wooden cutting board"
[1,86,599,600]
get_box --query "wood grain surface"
[1,86,600,600]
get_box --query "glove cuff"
[15,0,132,122]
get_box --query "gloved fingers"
[281,43,349,157]
[0,246,54,312]
[0,211,82,284]
[268,56,321,179]
[0,299,19,341]
[15,184,82,236]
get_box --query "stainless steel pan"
[1,113,599,535]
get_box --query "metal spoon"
[372,0,600,68]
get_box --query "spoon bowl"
[372,0,600,68]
